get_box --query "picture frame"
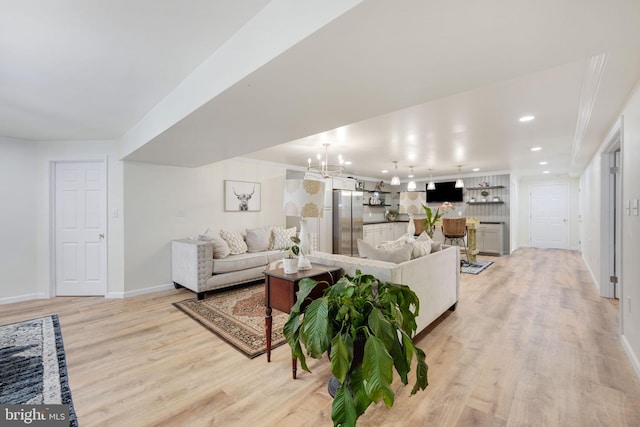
[224,180,261,212]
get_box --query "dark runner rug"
[461,260,494,274]
[0,314,78,426]
[173,283,288,359]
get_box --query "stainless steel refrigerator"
[332,190,364,256]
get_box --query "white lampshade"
[398,191,426,215]
[455,178,464,188]
[283,179,325,218]
[407,180,417,191]
[283,179,325,270]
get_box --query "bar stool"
[442,217,469,263]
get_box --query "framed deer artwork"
[224,180,261,212]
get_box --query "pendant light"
[407,166,416,191]
[390,161,400,186]
[427,169,436,190]
[454,165,464,188]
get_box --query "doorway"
[53,161,107,296]
[529,183,570,249]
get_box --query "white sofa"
[171,239,286,300]
[306,245,460,335]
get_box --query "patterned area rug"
[0,314,78,426]
[173,283,288,359]
[461,260,494,274]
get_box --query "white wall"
[0,138,38,301]
[514,176,581,251]
[0,139,124,303]
[579,153,604,292]
[123,158,287,292]
[620,83,640,375]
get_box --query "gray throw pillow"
[357,239,412,263]
[197,232,231,259]
[245,227,272,253]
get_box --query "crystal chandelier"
[307,144,345,178]
[390,161,400,186]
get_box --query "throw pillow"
[198,232,231,259]
[357,239,412,263]
[270,227,296,250]
[416,231,441,252]
[220,230,248,255]
[410,240,432,259]
[377,233,411,251]
[245,227,272,253]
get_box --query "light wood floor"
[2,248,640,426]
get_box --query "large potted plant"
[283,270,428,427]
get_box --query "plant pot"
[282,258,298,274]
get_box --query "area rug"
[0,314,78,426]
[173,283,288,359]
[461,260,494,274]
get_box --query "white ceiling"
[2,1,640,180]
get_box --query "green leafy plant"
[284,236,301,259]
[283,270,428,427]
[421,205,443,238]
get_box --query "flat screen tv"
[426,181,463,203]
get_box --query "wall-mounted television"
[426,181,463,203]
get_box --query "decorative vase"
[283,258,298,274]
[407,213,416,236]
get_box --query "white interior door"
[529,183,569,249]
[55,161,107,296]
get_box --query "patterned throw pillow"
[378,233,410,251]
[270,227,296,250]
[410,241,432,259]
[220,230,248,255]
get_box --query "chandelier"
[307,144,345,178]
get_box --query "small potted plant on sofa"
[283,270,428,427]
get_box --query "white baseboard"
[621,334,640,379]
[0,293,48,305]
[581,251,601,293]
[107,283,174,299]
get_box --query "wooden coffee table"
[264,264,342,379]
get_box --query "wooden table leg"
[292,357,297,379]
[265,306,272,362]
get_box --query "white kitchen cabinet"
[476,222,503,254]
[363,223,393,247]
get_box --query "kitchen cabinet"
[476,222,503,254]
[363,223,393,246]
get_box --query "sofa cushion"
[378,233,411,251]
[270,227,296,250]
[220,230,248,255]
[197,231,231,259]
[307,251,396,283]
[416,231,442,252]
[212,252,268,274]
[357,239,413,263]
[246,227,272,253]
[410,240,432,259]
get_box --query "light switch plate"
[627,200,631,216]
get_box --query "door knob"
[99,233,105,239]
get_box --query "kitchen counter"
[363,220,409,225]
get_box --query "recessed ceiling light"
[472,168,480,172]
[539,161,548,165]
[543,170,550,174]
[382,170,388,174]
[408,174,414,178]
[519,115,535,122]
[344,161,352,165]
[531,147,542,152]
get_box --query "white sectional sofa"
[306,245,460,336]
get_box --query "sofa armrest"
[171,239,213,292]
